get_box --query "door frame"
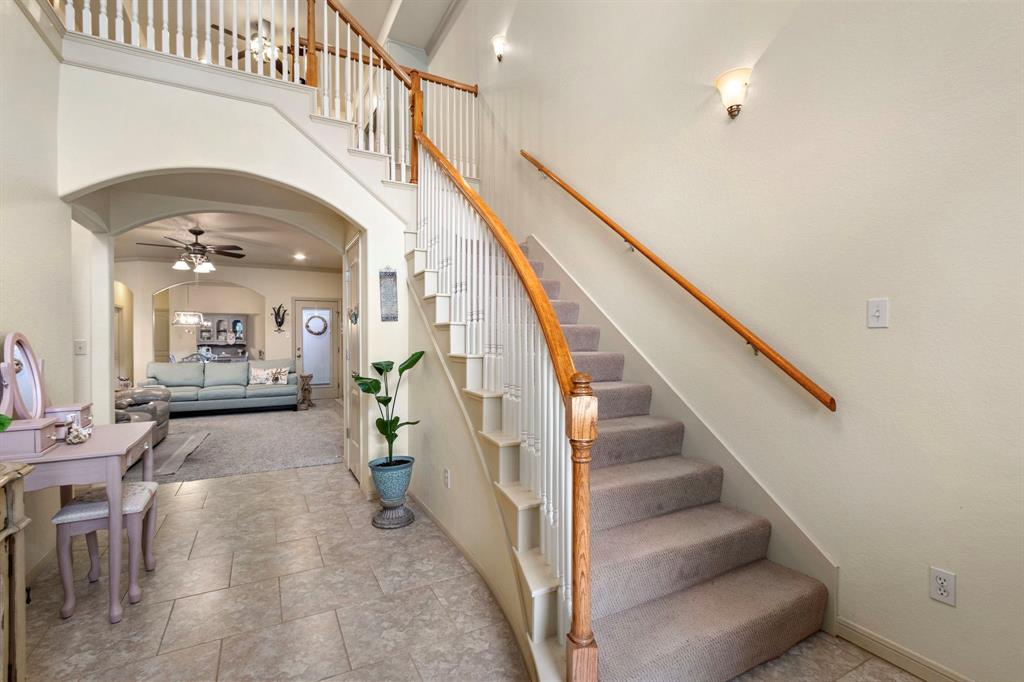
[291,297,343,401]
[343,234,364,482]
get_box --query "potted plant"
[352,350,424,529]
[0,414,10,433]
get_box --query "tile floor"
[25,464,528,681]
[24,463,920,682]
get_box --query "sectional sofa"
[140,359,298,413]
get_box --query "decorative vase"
[368,456,415,529]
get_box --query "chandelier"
[173,253,216,273]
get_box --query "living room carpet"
[127,403,344,482]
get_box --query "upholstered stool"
[51,481,158,618]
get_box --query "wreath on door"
[304,314,329,336]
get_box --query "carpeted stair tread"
[591,415,685,469]
[591,381,653,420]
[562,324,601,352]
[539,278,561,298]
[593,559,827,681]
[552,300,580,324]
[572,351,624,382]
[528,260,544,276]
[590,456,722,532]
[591,503,770,619]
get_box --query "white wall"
[115,261,343,379]
[430,2,1024,680]
[0,2,70,575]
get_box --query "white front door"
[294,299,341,400]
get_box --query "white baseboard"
[836,618,971,682]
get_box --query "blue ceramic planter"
[368,456,415,528]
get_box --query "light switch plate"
[73,339,88,356]
[867,298,889,328]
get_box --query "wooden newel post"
[410,70,423,184]
[304,0,318,88]
[566,372,599,682]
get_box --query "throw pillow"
[250,367,289,385]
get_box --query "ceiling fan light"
[194,261,215,274]
[172,258,191,271]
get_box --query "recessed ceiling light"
[294,253,307,261]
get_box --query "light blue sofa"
[140,359,298,413]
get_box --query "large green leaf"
[371,361,394,376]
[398,351,425,375]
[0,414,10,433]
[375,417,388,437]
[353,376,381,395]
[375,395,392,406]
[397,420,420,429]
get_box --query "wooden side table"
[298,373,315,410]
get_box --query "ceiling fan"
[136,227,245,273]
[211,22,292,80]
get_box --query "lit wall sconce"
[715,67,752,119]
[491,34,507,62]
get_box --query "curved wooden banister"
[325,0,413,88]
[520,149,837,412]
[417,133,577,397]
[414,71,478,96]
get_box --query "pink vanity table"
[0,422,155,624]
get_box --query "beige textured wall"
[429,2,1024,679]
[0,3,70,574]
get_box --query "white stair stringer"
[406,248,567,679]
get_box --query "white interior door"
[294,299,341,400]
[344,241,361,479]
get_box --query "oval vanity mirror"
[0,362,12,418]
[2,333,46,420]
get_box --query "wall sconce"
[715,67,752,119]
[491,34,507,62]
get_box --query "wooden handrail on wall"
[417,132,600,681]
[521,150,837,412]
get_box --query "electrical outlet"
[930,566,956,606]
[73,339,88,356]
[443,468,452,489]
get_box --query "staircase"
[522,243,827,681]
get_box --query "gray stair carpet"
[522,245,827,681]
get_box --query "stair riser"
[591,421,685,469]
[411,270,437,299]
[591,467,723,532]
[591,521,770,620]
[540,279,560,298]
[528,260,544,277]
[446,323,466,355]
[496,486,540,553]
[450,356,482,391]
[464,393,502,432]
[563,326,601,352]
[423,296,450,324]
[593,385,653,420]
[552,300,580,325]
[480,438,519,485]
[404,231,418,253]
[408,248,427,275]
[572,353,625,382]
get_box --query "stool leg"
[57,526,76,619]
[126,514,143,604]
[143,498,157,571]
[85,532,101,583]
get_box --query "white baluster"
[293,0,300,83]
[174,0,183,54]
[98,0,108,39]
[345,23,351,120]
[231,0,237,68]
[270,0,276,78]
[146,0,154,48]
[202,0,210,62]
[216,0,223,65]
[115,0,124,42]
[244,0,250,72]
[333,13,340,116]
[160,0,168,52]
[189,0,197,59]
[64,0,75,31]
[321,0,328,112]
[82,0,93,35]
[357,37,364,149]
[130,0,138,46]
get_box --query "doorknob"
[296,346,302,359]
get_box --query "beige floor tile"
[326,655,422,682]
[230,536,323,585]
[410,620,528,682]
[202,489,309,516]
[305,487,369,512]
[154,491,207,514]
[26,574,129,650]
[280,560,383,621]
[125,553,232,604]
[190,521,276,558]
[372,534,470,593]
[218,610,350,680]
[79,640,221,681]
[317,533,392,568]
[27,600,173,680]
[159,577,281,653]
[430,571,505,632]
[158,506,237,533]
[275,508,357,543]
[837,658,922,682]
[735,632,871,681]
[336,587,462,670]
